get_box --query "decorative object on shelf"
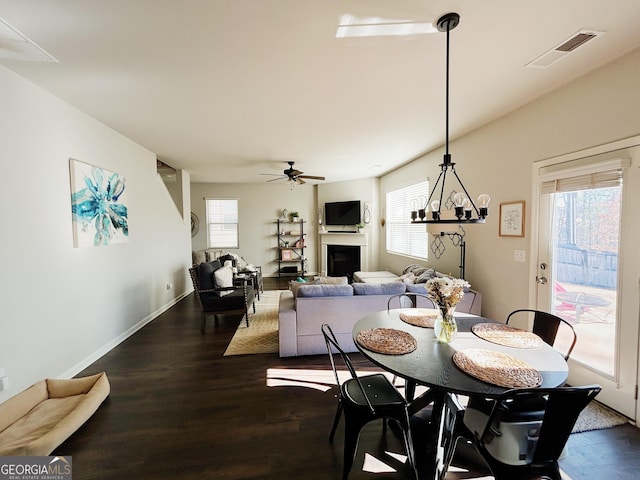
[499,200,525,237]
[425,276,470,343]
[281,208,288,220]
[363,203,371,224]
[190,212,199,237]
[411,12,489,226]
[289,211,299,222]
[281,249,292,261]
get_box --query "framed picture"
[499,201,525,237]
[69,158,129,247]
[281,249,292,260]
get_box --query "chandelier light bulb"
[477,194,491,219]
[453,192,466,207]
[453,192,467,219]
[431,200,440,220]
[463,198,472,219]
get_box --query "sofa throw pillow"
[352,282,406,296]
[396,272,416,284]
[198,260,221,291]
[296,284,353,297]
[218,253,236,267]
[415,268,437,283]
[316,276,349,285]
[192,250,206,266]
[290,278,317,297]
[214,265,234,296]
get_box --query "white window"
[386,181,429,259]
[206,198,238,248]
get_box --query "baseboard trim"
[58,289,193,380]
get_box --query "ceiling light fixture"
[412,13,489,225]
[336,14,438,38]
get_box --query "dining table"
[353,308,569,480]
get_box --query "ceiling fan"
[261,161,325,185]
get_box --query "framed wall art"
[69,159,129,247]
[499,201,525,237]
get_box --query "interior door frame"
[529,134,640,420]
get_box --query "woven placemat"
[356,328,417,355]
[472,323,543,349]
[399,308,439,328]
[453,349,543,388]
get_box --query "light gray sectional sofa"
[278,280,482,357]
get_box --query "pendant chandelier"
[412,12,489,225]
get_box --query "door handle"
[536,276,548,285]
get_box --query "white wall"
[0,66,192,403]
[379,47,640,322]
[190,183,317,276]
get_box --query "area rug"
[572,400,628,433]
[223,290,283,356]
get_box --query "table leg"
[408,389,446,480]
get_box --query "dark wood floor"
[55,284,640,479]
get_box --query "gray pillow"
[296,284,353,297]
[415,268,437,283]
[316,276,349,285]
[290,278,318,297]
[352,282,406,295]
[192,250,206,265]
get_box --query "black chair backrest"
[481,385,601,465]
[507,309,577,360]
[321,323,376,414]
[387,292,436,310]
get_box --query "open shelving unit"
[276,219,306,277]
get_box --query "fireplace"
[327,244,361,282]
[320,232,369,277]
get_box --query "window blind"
[386,181,429,259]
[540,170,623,194]
[206,198,238,248]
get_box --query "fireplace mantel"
[319,232,368,276]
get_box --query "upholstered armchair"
[189,260,256,332]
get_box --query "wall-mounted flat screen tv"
[325,200,361,225]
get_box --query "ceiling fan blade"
[298,174,325,180]
[265,176,285,183]
[296,178,306,185]
[260,173,286,177]
[287,169,303,176]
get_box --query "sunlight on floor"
[362,451,407,474]
[266,367,416,392]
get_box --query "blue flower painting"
[70,159,129,247]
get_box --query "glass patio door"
[534,145,640,419]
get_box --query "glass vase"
[434,305,458,343]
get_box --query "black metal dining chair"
[443,384,601,480]
[506,309,577,360]
[321,323,419,480]
[387,292,436,310]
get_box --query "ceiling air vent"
[526,29,604,69]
